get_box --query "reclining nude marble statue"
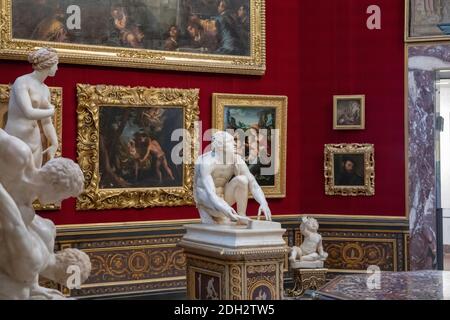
[0,48,91,300]
[289,217,328,269]
[194,131,272,225]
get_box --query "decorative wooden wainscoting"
[54,215,409,299]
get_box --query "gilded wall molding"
[52,215,409,299]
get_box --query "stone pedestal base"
[287,268,328,297]
[179,223,287,300]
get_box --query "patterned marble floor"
[317,271,450,300]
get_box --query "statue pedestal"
[287,268,328,297]
[179,222,287,300]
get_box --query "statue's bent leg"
[224,175,249,216]
[300,253,321,261]
[198,207,231,225]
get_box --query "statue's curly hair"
[28,47,58,71]
[40,158,84,198]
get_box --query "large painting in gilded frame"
[0,84,63,210]
[212,93,287,198]
[406,0,450,42]
[0,0,265,75]
[76,84,199,210]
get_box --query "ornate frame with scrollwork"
[324,144,375,196]
[0,84,63,211]
[0,0,266,75]
[212,93,287,198]
[76,84,199,210]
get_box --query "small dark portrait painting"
[333,154,365,187]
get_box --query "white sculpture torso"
[5,55,58,169]
[193,131,272,225]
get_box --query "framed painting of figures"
[212,93,287,198]
[0,0,265,75]
[406,0,450,42]
[0,84,63,210]
[333,95,365,130]
[76,84,199,210]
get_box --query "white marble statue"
[289,217,328,269]
[0,128,91,299]
[0,48,91,300]
[193,131,272,225]
[5,47,59,168]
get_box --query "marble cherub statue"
[0,128,91,299]
[5,47,59,169]
[193,131,272,225]
[289,217,328,268]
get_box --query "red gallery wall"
[0,0,405,225]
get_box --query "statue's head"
[301,216,319,234]
[211,131,236,156]
[37,158,84,205]
[28,47,59,77]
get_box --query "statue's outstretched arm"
[0,183,40,283]
[12,83,55,120]
[236,157,271,220]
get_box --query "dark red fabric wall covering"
[0,0,405,225]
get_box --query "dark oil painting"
[224,106,276,187]
[99,106,184,189]
[333,154,365,187]
[12,0,251,56]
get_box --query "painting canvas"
[224,106,276,187]
[333,154,365,187]
[0,84,63,210]
[406,0,450,41]
[99,106,184,189]
[76,84,199,210]
[324,144,375,196]
[213,93,287,198]
[333,95,365,130]
[1,0,265,74]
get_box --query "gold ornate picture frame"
[76,84,199,210]
[0,84,63,210]
[212,93,287,198]
[405,0,450,42]
[0,0,266,75]
[324,144,375,196]
[333,95,365,130]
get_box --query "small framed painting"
[333,95,365,130]
[324,144,375,196]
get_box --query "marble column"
[407,45,450,270]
